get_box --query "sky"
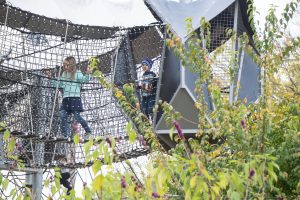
[7,0,299,33]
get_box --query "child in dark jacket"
[138,58,157,119]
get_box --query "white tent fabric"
[7,0,157,27]
[146,0,235,39]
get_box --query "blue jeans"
[60,110,91,137]
[142,95,155,118]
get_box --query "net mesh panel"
[210,3,235,93]
[194,3,235,94]
[0,3,164,168]
[0,171,28,198]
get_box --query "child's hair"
[63,56,77,80]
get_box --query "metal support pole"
[229,0,239,104]
[26,170,43,200]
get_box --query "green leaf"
[185,188,191,200]
[103,145,110,164]
[190,176,197,188]
[84,140,93,155]
[268,168,278,182]
[73,133,80,144]
[200,167,214,181]
[230,171,243,192]
[212,185,220,196]
[198,178,208,192]
[0,122,6,128]
[272,162,280,171]
[85,155,92,166]
[54,176,61,189]
[10,188,17,198]
[169,127,174,141]
[7,139,16,153]
[92,174,104,192]
[217,172,228,189]
[2,179,9,190]
[230,191,241,200]
[82,187,92,200]
[157,168,169,191]
[127,122,136,144]
[44,179,50,187]
[51,185,57,194]
[92,150,99,160]
[3,130,10,141]
[92,160,102,175]
[24,195,31,200]
[16,194,22,200]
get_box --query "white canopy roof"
[7,0,157,27]
[145,0,235,39]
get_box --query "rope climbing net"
[0,2,164,169]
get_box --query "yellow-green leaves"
[7,138,16,153]
[2,178,9,190]
[88,57,100,68]
[127,122,136,144]
[82,186,92,200]
[230,170,244,193]
[92,174,104,192]
[73,133,80,144]
[3,129,10,141]
[84,139,93,155]
[92,160,102,175]
[216,172,228,189]
[44,179,50,188]
[190,175,198,188]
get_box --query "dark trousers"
[142,95,155,118]
[60,172,72,195]
[60,110,91,137]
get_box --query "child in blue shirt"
[48,56,92,139]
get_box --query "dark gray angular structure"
[145,0,260,148]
